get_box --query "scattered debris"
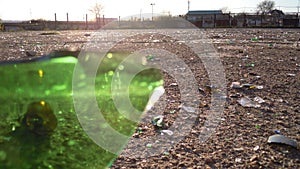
[235,157,242,163]
[26,51,37,57]
[145,86,165,111]
[169,110,176,114]
[233,147,244,151]
[274,130,281,134]
[229,93,242,98]
[231,82,263,90]
[152,115,164,128]
[163,151,170,156]
[238,97,261,108]
[255,125,261,129]
[275,98,284,103]
[241,83,263,90]
[199,102,209,108]
[169,83,178,86]
[248,72,260,77]
[250,155,258,162]
[146,143,152,148]
[160,130,174,136]
[230,82,241,89]
[267,134,298,148]
[251,37,258,41]
[181,105,196,113]
[40,32,60,35]
[253,146,260,151]
[146,55,154,61]
[246,63,255,67]
[253,96,265,104]
[287,73,296,77]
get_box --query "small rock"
[248,161,259,167]
[253,145,260,151]
[230,82,241,89]
[253,96,265,104]
[235,158,242,163]
[160,130,173,136]
[204,157,213,164]
[199,102,209,108]
[26,51,37,57]
[250,155,258,162]
[233,147,244,151]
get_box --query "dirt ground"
[0,28,299,169]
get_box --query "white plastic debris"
[287,73,296,77]
[160,130,174,136]
[230,82,241,89]
[253,96,265,104]
[145,86,165,111]
[181,105,196,113]
[237,97,261,108]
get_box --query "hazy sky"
[0,0,299,20]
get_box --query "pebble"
[253,145,260,151]
[26,50,37,57]
[235,158,242,163]
[230,82,241,88]
[250,155,258,162]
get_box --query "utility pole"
[298,0,300,13]
[150,3,155,21]
[66,13,69,30]
[29,8,32,19]
[188,0,190,12]
[54,13,57,30]
[85,14,88,30]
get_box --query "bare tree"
[257,0,275,15]
[89,2,104,21]
[0,18,4,31]
[220,7,230,13]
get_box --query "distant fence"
[186,12,300,28]
[2,18,117,31]
[2,13,300,31]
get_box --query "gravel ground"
[0,28,299,168]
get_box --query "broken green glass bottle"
[0,53,163,169]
